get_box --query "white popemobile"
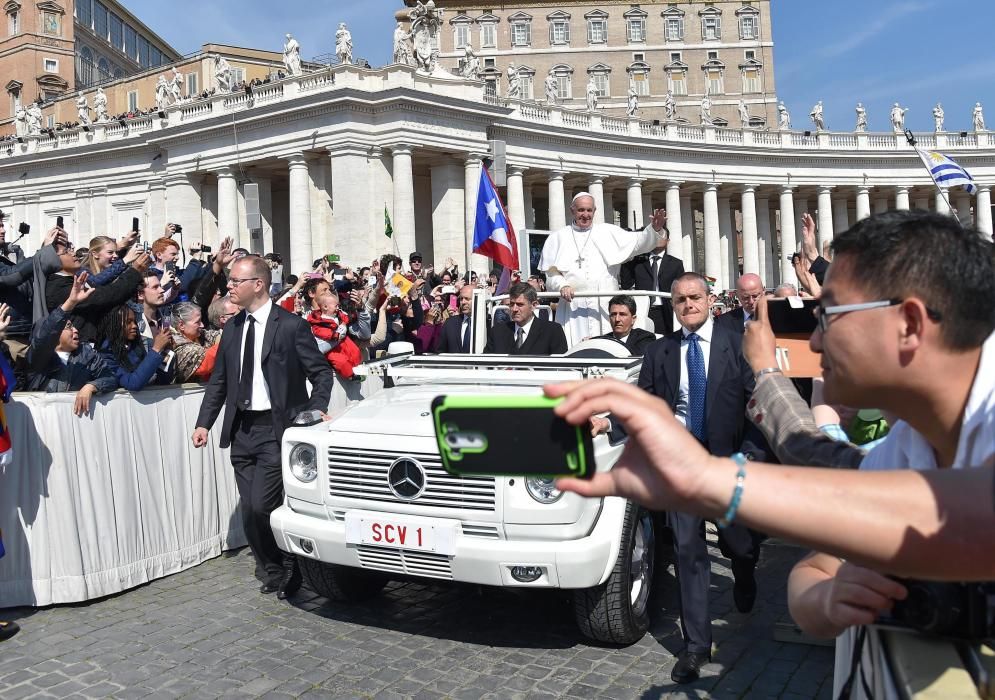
[270,291,665,644]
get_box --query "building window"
[702,16,721,40]
[138,36,150,67]
[549,19,570,45]
[483,57,495,69]
[124,24,136,60]
[8,10,17,35]
[550,65,573,99]
[113,66,123,78]
[745,49,755,60]
[708,51,718,60]
[76,0,91,27]
[633,52,645,62]
[511,20,531,46]
[587,18,606,44]
[742,68,761,93]
[668,71,687,96]
[108,12,122,49]
[706,68,723,94]
[670,51,682,63]
[631,72,649,96]
[479,22,496,48]
[127,90,137,112]
[484,79,497,96]
[46,115,54,129]
[740,14,757,39]
[520,73,534,100]
[187,73,198,96]
[151,47,162,67]
[43,58,58,72]
[666,16,684,41]
[589,68,610,98]
[627,18,646,43]
[231,67,245,85]
[94,1,108,40]
[453,23,470,50]
[97,56,109,79]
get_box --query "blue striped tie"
[686,332,707,442]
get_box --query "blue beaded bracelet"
[717,452,747,529]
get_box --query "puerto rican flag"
[472,167,519,271]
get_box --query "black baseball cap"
[409,252,422,262]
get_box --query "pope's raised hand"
[650,209,668,234]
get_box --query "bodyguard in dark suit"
[620,229,684,334]
[437,285,473,353]
[193,256,334,599]
[596,294,657,357]
[715,273,765,335]
[635,272,767,683]
[485,282,567,355]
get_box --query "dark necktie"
[651,255,662,291]
[461,317,470,352]
[686,332,707,442]
[237,316,255,410]
[516,327,525,350]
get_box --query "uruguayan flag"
[917,149,977,195]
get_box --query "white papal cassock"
[539,222,662,345]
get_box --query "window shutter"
[564,22,570,42]
[715,16,722,38]
[679,18,684,39]
[587,21,593,43]
[549,22,554,44]
[525,23,531,45]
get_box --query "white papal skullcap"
[571,192,595,205]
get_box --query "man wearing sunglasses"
[782,210,995,697]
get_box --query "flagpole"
[905,129,955,214]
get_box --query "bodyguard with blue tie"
[636,272,769,683]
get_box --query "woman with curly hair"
[169,302,221,383]
[95,304,175,390]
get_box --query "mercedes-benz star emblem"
[387,458,426,500]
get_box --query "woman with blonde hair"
[81,234,139,286]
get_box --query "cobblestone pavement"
[1,536,834,699]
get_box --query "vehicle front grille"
[356,545,453,579]
[327,446,496,512]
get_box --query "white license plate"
[344,512,457,556]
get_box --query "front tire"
[298,558,389,602]
[573,501,655,645]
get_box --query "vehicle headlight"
[289,443,318,483]
[525,477,562,504]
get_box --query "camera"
[173,223,182,234]
[879,580,994,641]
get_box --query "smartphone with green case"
[431,395,595,479]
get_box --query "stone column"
[390,144,416,257]
[430,159,466,270]
[641,190,653,226]
[856,186,871,221]
[769,203,781,286]
[523,183,535,229]
[253,175,274,256]
[548,171,567,232]
[741,186,760,276]
[895,186,911,211]
[680,194,695,272]
[286,154,314,276]
[935,187,951,216]
[463,153,487,273]
[779,186,797,285]
[664,182,683,263]
[976,186,993,237]
[604,190,615,227]
[626,178,644,230]
[717,193,733,290]
[589,177,606,224]
[955,193,972,226]
[832,196,850,239]
[874,195,889,214]
[216,166,240,249]
[816,186,834,251]
[146,179,166,238]
[703,183,721,288]
[506,165,527,269]
[756,196,771,284]
[164,172,204,244]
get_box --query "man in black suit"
[485,282,567,355]
[192,256,334,599]
[716,273,765,334]
[437,285,473,353]
[620,227,684,334]
[601,272,767,683]
[597,294,656,356]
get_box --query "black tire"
[573,501,655,645]
[298,558,389,602]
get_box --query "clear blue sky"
[125,0,995,132]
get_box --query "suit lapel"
[261,306,279,363]
[705,326,730,422]
[662,334,681,407]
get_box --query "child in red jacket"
[306,292,361,378]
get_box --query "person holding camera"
[80,233,141,287]
[149,238,182,303]
[96,304,175,390]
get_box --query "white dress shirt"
[239,299,273,411]
[674,316,714,427]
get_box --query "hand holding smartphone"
[432,395,595,479]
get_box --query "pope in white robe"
[539,193,667,345]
